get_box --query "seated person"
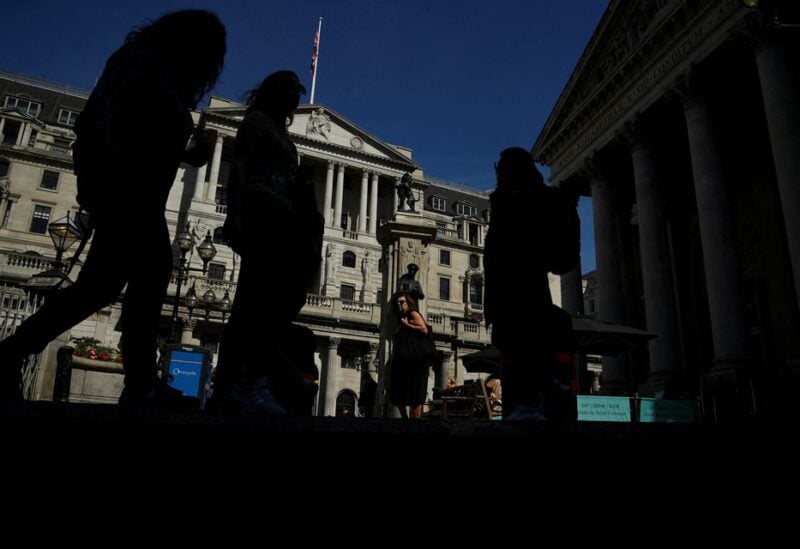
[485,374,503,413]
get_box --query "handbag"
[422,323,438,364]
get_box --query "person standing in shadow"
[0,10,226,405]
[389,292,430,419]
[484,147,572,420]
[212,71,324,416]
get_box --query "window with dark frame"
[4,96,41,117]
[469,254,480,269]
[342,250,356,268]
[0,159,8,177]
[439,277,450,301]
[439,249,450,266]
[340,284,356,301]
[40,170,59,191]
[469,279,483,304]
[29,204,51,234]
[58,109,79,126]
[207,262,226,281]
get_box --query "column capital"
[621,116,653,153]
[329,337,341,349]
[670,71,713,112]
[580,154,610,181]
[327,159,334,168]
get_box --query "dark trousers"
[0,211,172,393]
[215,248,308,397]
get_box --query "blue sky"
[1,0,605,273]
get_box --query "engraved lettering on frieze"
[554,0,739,172]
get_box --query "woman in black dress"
[389,292,430,418]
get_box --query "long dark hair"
[125,10,226,107]
[392,292,419,316]
[245,70,307,125]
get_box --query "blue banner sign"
[577,395,632,422]
[639,398,698,423]
[167,350,206,398]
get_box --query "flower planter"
[68,355,124,404]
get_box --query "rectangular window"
[29,204,51,234]
[40,170,59,191]
[207,263,226,281]
[456,203,477,217]
[340,284,356,301]
[58,109,79,126]
[431,196,446,212]
[376,289,383,305]
[52,137,71,154]
[439,277,450,301]
[439,249,450,266]
[4,96,41,117]
[469,280,482,304]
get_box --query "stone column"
[180,319,198,345]
[323,160,334,227]
[322,337,341,416]
[0,118,6,143]
[589,165,628,393]
[628,122,681,393]
[438,351,453,390]
[393,176,400,213]
[20,124,32,147]
[754,37,800,313]
[205,133,224,201]
[683,89,750,371]
[559,266,584,316]
[193,163,208,201]
[359,169,369,234]
[334,163,345,230]
[369,172,379,235]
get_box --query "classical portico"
[535,0,800,411]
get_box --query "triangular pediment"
[533,0,680,163]
[0,107,46,127]
[201,101,417,170]
[291,105,417,168]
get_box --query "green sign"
[638,398,698,423]
[577,396,632,422]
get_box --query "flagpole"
[310,17,323,104]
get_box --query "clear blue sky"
[1,0,605,273]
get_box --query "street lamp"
[48,212,82,270]
[170,223,217,325]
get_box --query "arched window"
[342,250,356,268]
[335,391,357,417]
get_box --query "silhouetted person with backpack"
[0,10,226,405]
[484,147,579,420]
[211,71,323,416]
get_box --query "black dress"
[389,320,430,406]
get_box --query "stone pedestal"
[374,212,437,417]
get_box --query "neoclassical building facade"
[535,0,800,416]
[1,70,528,415]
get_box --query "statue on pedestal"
[396,172,416,212]
[397,263,424,301]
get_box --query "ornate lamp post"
[170,223,217,325]
[47,212,82,271]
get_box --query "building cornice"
[533,0,743,181]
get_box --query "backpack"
[542,186,580,275]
